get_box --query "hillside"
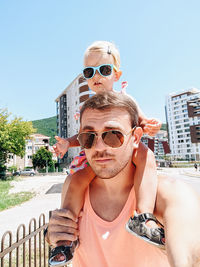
[32,116,57,145]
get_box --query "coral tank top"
[73,186,170,267]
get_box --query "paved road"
[158,167,200,194]
[0,168,200,240]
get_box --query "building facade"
[7,134,51,170]
[165,88,200,160]
[141,130,170,160]
[55,74,94,166]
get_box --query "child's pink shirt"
[73,186,170,267]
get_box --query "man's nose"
[94,136,106,151]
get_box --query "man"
[47,92,200,267]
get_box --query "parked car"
[13,169,35,176]
[13,171,20,176]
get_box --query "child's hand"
[53,136,70,158]
[141,118,162,137]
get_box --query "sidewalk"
[0,174,67,239]
[181,168,200,178]
[158,167,200,178]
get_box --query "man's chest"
[89,189,131,222]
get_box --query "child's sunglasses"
[77,127,136,149]
[83,64,117,80]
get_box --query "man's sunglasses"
[83,64,117,80]
[77,127,136,149]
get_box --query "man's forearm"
[156,177,200,267]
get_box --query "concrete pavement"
[0,174,66,240]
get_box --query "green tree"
[32,147,53,170]
[0,109,35,179]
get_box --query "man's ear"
[132,127,143,149]
[114,70,122,81]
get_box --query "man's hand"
[141,118,162,137]
[53,136,70,158]
[48,209,79,247]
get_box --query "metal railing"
[0,213,50,266]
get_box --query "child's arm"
[132,142,158,215]
[137,106,162,137]
[128,95,162,136]
[53,134,80,158]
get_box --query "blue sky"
[1,0,200,123]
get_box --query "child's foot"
[125,211,165,249]
[49,240,78,266]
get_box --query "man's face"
[80,108,135,179]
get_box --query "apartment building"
[141,130,170,159]
[55,74,94,165]
[165,88,200,160]
[7,133,51,170]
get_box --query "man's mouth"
[94,158,112,164]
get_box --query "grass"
[0,177,35,211]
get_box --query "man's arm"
[156,176,200,267]
[46,176,79,247]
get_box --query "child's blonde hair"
[84,41,121,70]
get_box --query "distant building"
[55,74,94,166]
[141,130,170,159]
[165,88,200,160]
[6,133,55,170]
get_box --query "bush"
[7,165,17,173]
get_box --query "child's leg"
[126,142,164,248]
[133,142,157,215]
[61,165,95,216]
[49,162,95,266]
[60,167,94,246]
